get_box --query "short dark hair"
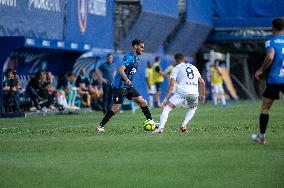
[154,56,160,62]
[6,68,16,76]
[214,59,220,64]
[132,39,144,47]
[107,53,113,58]
[174,53,185,62]
[272,18,284,31]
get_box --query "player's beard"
[136,49,142,55]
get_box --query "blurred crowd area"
[2,68,104,113]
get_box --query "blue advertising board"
[0,0,65,39]
[65,0,114,49]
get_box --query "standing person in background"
[252,18,284,144]
[153,56,165,107]
[96,39,153,132]
[95,53,116,114]
[3,68,21,112]
[210,59,226,106]
[153,53,206,133]
[145,61,156,108]
[164,61,176,81]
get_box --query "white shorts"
[169,93,198,108]
[147,85,156,95]
[212,84,224,94]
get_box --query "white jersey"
[170,63,201,95]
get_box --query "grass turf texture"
[0,101,283,188]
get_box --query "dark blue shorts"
[112,87,140,104]
[155,82,163,91]
[263,83,284,100]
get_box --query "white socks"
[158,106,172,129]
[213,93,218,106]
[158,106,197,130]
[220,94,226,106]
[181,107,197,128]
[213,93,226,106]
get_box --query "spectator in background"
[76,68,89,88]
[66,72,79,109]
[95,53,116,113]
[2,68,21,112]
[56,72,70,110]
[145,61,156,108]
[76,68,91,108]
[26,71,48,110]
[153,56,165,107]
[210,59,226,106]
[45,72,56,110]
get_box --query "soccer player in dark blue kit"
[96,39,153,132]
[252,18,284,144]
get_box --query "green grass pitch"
[0,101,283,188]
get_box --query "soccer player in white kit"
[153,53,206,133]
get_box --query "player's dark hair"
[132,39,144,47]
[272,18,284,31]
[35,70,44,79]
[66,71,74,78]
[107,53,113,58]
[214,59,220,64]
[155,56,160,62]
[174,53,185,62]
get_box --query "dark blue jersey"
[113,52,139,89]
[265,35,284,84]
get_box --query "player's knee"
[261,105,270,113]
[137,98,147,107]
[111,105,120,113]
[140,100,147,107]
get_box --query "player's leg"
[260,97,273,133]
[212,84,218,106]
[153,93,183,133]
[102,83,108,113]
[127,87,153,120]
[97,88,124,132]
[180,95,198,132]
[252,97,273,143]
[106,85,113,112]
[252,84,278,144]
[148,85,155,108]
[181,107,197,131]
[132,96,152,120]
[157,102,175,130]
[155,83,162,107]
[148,94,154,108]
[219,84,227,106]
